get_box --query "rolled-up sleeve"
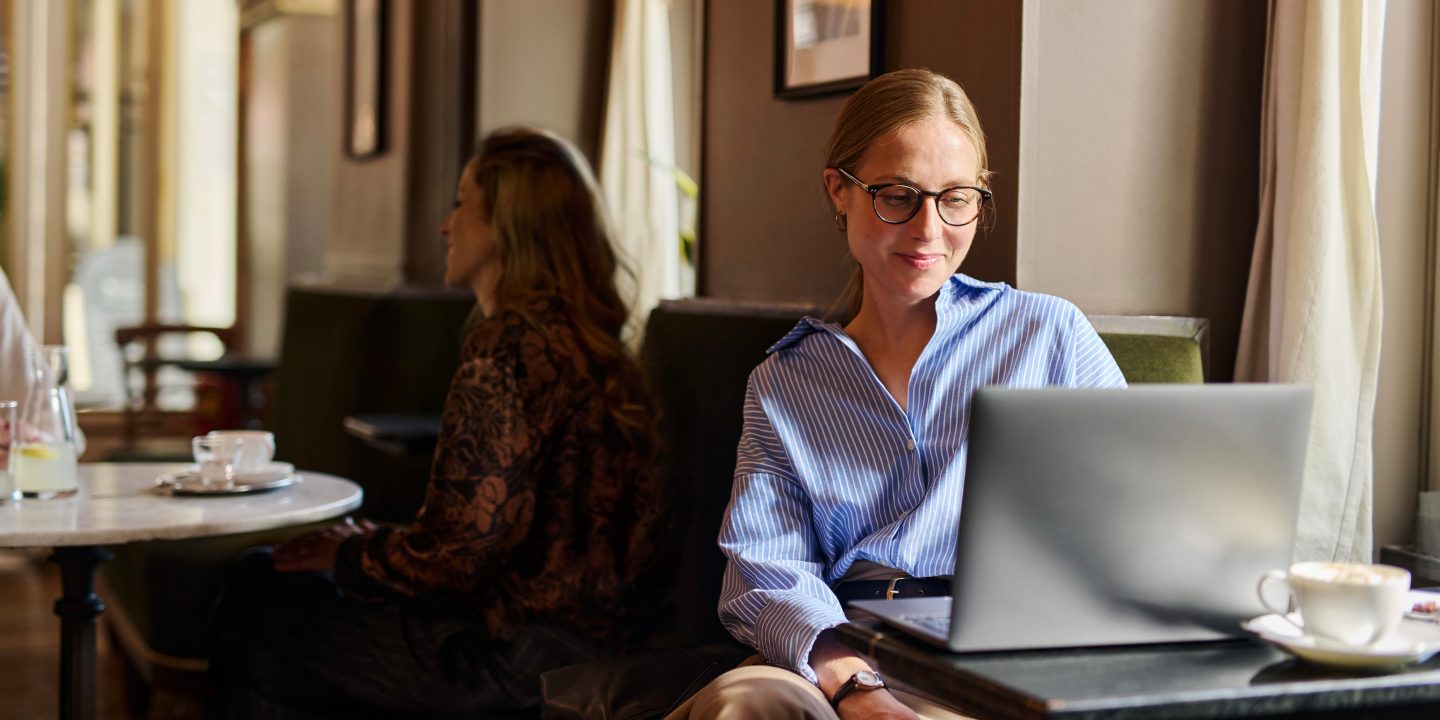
[716,380,844,685]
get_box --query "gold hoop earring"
[834,212,847,231]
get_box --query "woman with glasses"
[210,127,670,718]
[669,69,1125,719]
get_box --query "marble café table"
[0,462,363,720]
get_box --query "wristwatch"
[830,669,885,710]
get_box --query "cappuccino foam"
[1297,563,1404,586]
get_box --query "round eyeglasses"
[833,167,991,227]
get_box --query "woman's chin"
[878,269,952,303]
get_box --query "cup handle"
[1257,569,1304,633]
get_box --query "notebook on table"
[850,384,1312,652]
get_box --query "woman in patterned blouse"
[209,127,669,718]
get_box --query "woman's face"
[824,118,981,309]
[440,160,501,302]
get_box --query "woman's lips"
[898,252,944,269]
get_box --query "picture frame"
[774,0,884,99]
[345,0,387,159]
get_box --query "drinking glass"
[193,435,245,487]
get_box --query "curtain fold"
[1235,0,1387,562]
[599,0,684,343]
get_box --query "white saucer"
[156,462,299,496]
[1242,612,1440,669]
[232,462,295,484]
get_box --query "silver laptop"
[851,384,1312,652]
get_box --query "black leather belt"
[833,577,952,604]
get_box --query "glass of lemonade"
[16,346,80,499]
[14,442,78,499]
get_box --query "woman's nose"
[910,199,945,241]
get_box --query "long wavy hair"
[468,126,656,459]
[824,68,994,323]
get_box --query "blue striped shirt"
[716,274,1127,682]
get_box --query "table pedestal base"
[49,546,113,720]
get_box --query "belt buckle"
[885,576,902,601]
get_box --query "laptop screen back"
[944,384,1311,652]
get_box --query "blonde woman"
[671,69,1125,719]
[211,127,669,718]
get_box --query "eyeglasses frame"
[832,166,992,228]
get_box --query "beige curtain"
[600,0,684,343]
[1235,0,1387,562]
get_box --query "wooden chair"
[113,323,236,454]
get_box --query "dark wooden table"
[342,413,442,457]
[836,619,1440,719]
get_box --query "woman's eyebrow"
[872,173,977,189]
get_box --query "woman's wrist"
[808,630,874,699]
[830,669,885,710]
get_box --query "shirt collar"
[765,274,1006,355]
[767,316,833,354]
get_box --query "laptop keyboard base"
[902,614,951,637]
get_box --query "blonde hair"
[469,126,655,451]
[824,68,992,322]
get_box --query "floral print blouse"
[333,295,667,646]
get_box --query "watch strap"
[830,671,885,711]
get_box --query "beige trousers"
[664,656,973,720]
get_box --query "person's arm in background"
[0,269,36,445]
[327,339,551,598]
[0,269,84,458]
[276,316,572,602]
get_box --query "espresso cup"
[206,430,275,475]
[1257,562,1410,646]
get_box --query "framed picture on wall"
[774,0,884,99]
[345,0,387,159]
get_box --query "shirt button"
[906,439,916,451]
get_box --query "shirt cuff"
[752,593,848,685]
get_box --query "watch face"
[855,670,883,689]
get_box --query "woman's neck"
[844,291,939,412]
[472,273,500,317]
[846,291,937,350]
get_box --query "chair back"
[267,283,476,521]
[114,322,236,447]
[1090,315,1209,384]
[639,298,822,647]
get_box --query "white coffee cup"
[1257,562,1411,646]
[206,430,275,475]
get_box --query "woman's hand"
[272,517,375,573]
[835,689,920,720]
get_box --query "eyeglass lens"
[874,186,984,226]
